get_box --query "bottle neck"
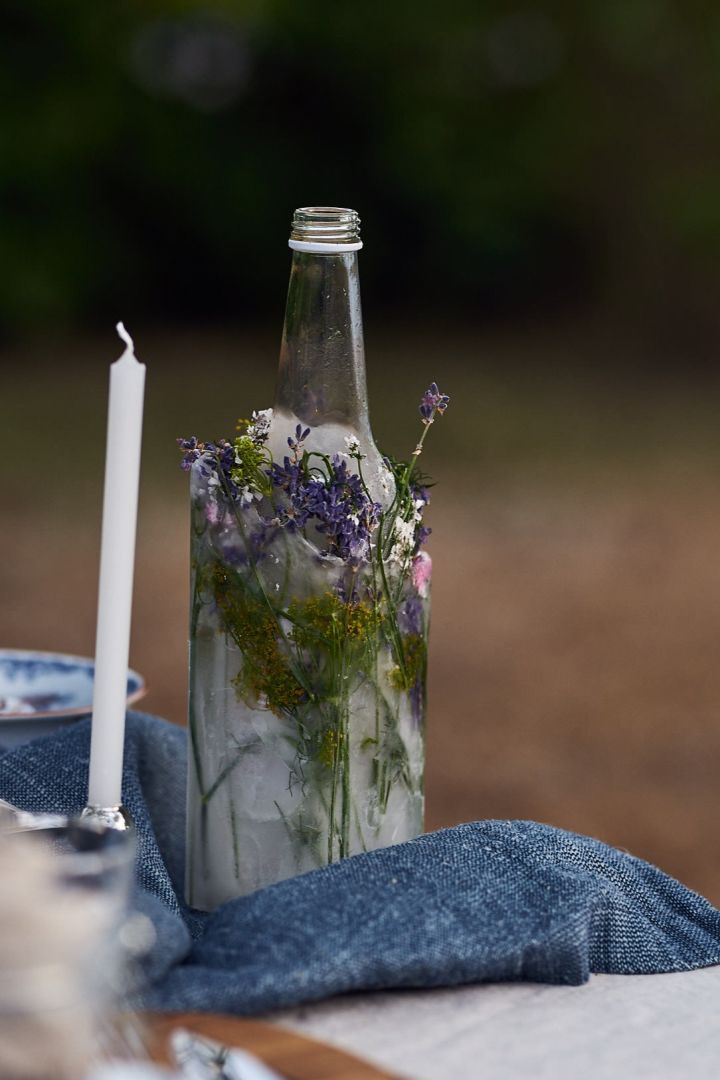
[274,250,371,434]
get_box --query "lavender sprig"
[379,382,449,559]
[413,382,450,457]
[177,436,238,493]
[419,382,449,421]
[270,452,381,563]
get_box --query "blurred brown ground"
[2,323,720,902]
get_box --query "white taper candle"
[87,323,146,809]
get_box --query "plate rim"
[0,648,146,722]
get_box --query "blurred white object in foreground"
[0,833,102,1078]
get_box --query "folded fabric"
[0,712,718,1015]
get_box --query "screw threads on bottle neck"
[289,207,362,252]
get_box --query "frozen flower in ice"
[412,497,426,524]
[178,436,238,494]
[411,551,432,598]
[410,486,431,550]
[180,382,450,572]
[270,451,381,563]
[414,525,432,551]
[399,595,424,635]
[230,434,266,496]
[205,500,221,525]
[348,537,369,564]
[389,516,416,563]
[247,408,273,444]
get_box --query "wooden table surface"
[145,1011,399,1080]
[145,966,720,1079]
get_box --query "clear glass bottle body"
[186,209,428,910]
[268,242,392,505]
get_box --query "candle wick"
[116,321,135,353]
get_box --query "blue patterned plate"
[0,650,146,748]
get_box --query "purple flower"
[177,436,203,471]
[270,448,381,563]
[409,484,431,553]
[287,424,312,458]
[181,422,392,567]
[419,382,450,421]
[399,595,424,635]
[414,525,432,552]
[205,500,221,525]
[178,435,241,498]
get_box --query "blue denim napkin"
[0,711,718,1014]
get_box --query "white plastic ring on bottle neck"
[288,239,363,254]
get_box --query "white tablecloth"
[271,966,720,1079]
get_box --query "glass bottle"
[267,207,391,504]
[186,207,428,910]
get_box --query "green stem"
[188,572,207,797]
[376,529,409,682]
[229,797,241,880]
[379,415,436,551]
[341,701,350,856]
[201,751,249,805]
[328,711,340,862]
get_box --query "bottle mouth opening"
[290,207,361,250]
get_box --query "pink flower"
[205,501,220,525]
[411,551,432,598]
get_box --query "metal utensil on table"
[0,794,67,831]
[171,1028,286,1080]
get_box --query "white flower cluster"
[239,486,257,508]
[389,516,416,563]
[344,434,360,454]
[388,496,425,563]
[247,408,273,443]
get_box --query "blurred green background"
[5,0,720,341]
[3,2,720,901]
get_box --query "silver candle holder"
[79,804,133,832]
